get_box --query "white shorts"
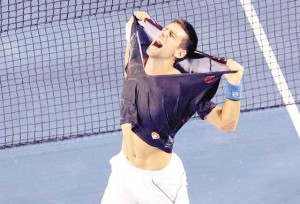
[101,151,189,204]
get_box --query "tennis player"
[101,11,244,204]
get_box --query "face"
[146,23,188,59]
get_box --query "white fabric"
[126,23,131,43]
[101,151,189,204]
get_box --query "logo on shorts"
[151,132,160,140]
[204,75,215,84]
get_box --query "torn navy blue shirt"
[120,17,233,153]
[120,62,224,153]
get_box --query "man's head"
[172,18,198,58]
[146,18,198,61]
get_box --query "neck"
[144,57,175,75]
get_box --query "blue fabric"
[226,81,242,101]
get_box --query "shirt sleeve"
[120,79,138,128]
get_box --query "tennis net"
[1,0,299,149]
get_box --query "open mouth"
[153,40,163,48]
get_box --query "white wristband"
[125,23,131,43]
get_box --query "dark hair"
[173,18,198,58]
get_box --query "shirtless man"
[101,11,244,204]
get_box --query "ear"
[174,49,187,59]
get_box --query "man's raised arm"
[205,59,244,132]
[124,11,150,77]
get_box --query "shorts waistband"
[111,151,182,177]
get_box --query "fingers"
[226,59,233,69]
[127,11,150,28]
[133,11,150,21]
[126,11,149,27]
[226,59,244,72]
[225,59,244,85]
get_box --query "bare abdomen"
[121,123,172,170]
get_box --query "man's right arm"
[124,22,132,67]
[124,11,150,78]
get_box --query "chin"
[146,48,156,57]
[146,48,160,57]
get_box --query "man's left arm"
[205,59,244,132]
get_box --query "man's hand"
[124,11,150,75]
[127,11,150,29]
[224,59,244,85]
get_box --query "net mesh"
[1,0,299,149]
